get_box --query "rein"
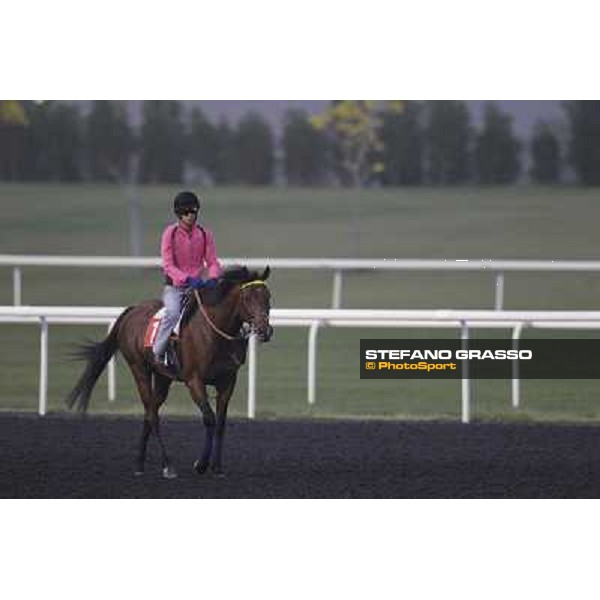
[193,280,266,341]
[194,289,238,341]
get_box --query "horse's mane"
[220,265,263,290]
[181,265,264,327]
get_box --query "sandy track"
[1,413,600,498]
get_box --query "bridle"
[194,279,268,342]
[240,280,267,291]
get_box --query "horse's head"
[237,266,273,342]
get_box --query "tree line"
[0,100,599,186]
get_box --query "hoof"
[162,465,178,479]
[193,459,208,475]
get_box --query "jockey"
[151,190,222,375]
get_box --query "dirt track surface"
[2,413,600,498]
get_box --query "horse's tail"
[66,306,134,413]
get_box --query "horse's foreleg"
[187,376,215,475]
[211,374,237,476]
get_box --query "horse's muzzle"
[255,324,273,343]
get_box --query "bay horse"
[67,265,272,478]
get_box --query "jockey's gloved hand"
[186,277,206,289]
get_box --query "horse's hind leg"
[131,366,153,475]
[132,367,176,478]
[187,376,215,475]
[135,418,152,476]
[150,406,177,479]
[152,373,176,479]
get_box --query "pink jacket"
[161,223,222,287]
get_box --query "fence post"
[332,270,343,309]
[107,320,116,402]
[308,321,321,405]
[460,320,470,423]
[13,267,22,306]
[247,333,257,419]
[494,272,504,310]
[512,323,524,409]
[39,317,48,416]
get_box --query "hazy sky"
[117,100,564,142]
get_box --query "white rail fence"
[5,254,600,309]
[2,305,600,423]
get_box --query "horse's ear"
[260,266,270,281]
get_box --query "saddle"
[143,293,194,378]
[143,307,181,349]
[142,309,182,378]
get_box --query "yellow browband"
[240,280,266,290]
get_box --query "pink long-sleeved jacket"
[160,223,222,287]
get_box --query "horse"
[66,265,272,478]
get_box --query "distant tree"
[530,121,561,183]
[20,101,82,181]
[474,102,521,184]
[187,106,219,182]
[563,101,600,185]
[426,101,471,184]
[50,103,83,181]
[212,119,237,184]
[85,101,134,182]
[20,101,52,180]
[0,101,28,180]
[380,101,424,185]
[282,109,330,185]
[139,101,185,183]
[0,100,27,125]
[311,100,403,187]
[235,112,274,185]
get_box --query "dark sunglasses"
[179,208,198,217]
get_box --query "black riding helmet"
[173,191,200,216]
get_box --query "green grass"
[2,183,600,422]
